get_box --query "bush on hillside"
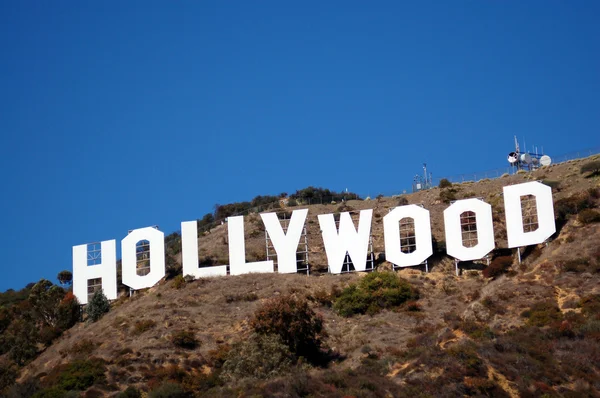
[117,386,141,398]
[171,330,199,349]
[86,290,110,322]
[561,258,591,273]
[333,272,419,317]
[40,358,106,393]
[250,295,325,363]
[172,275,186,289]
[439,178,452,188]
[148,382,188,398]
[57,292,80,329]
[221,334,294,380]
[439,188,457,203]
[580,160,600,176]
[0,359,18,395]
[521,300,562,327]
[578,209,600,224]
[6,319,38,365]
[482,256,513,279]
[555,192,593,220]
[579,294,600,317]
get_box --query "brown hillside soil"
[11,154,600,397]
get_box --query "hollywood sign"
[73,181,555,304]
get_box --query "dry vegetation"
[1,154,600,397]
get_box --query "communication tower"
[507,136,552,172]
[412,163,433,192]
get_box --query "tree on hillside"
[57,270,73,287]
[27,279,80,346]
[5,318,38,365]
[29,279,66,327]
[86,290,110,322]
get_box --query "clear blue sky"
[1,1,599,292]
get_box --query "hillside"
[2,154,600,397]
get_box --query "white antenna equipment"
[520,153,532,164]
[540,155,552,166]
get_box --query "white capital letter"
[318,209,372,274]
[384,205,433,267]
[261,209,308,274]
[73,240,117,305]
[228,216,274,275]
[122,227,165,290]
[504,181,556,248]
[181,221,227,278]
[444,198,495,261]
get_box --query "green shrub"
[555,192,592,220]
[397,196,409,206]
[171,330,198,349]
[172,275,186,289]
[446,342,485,376]
[38,326,62,347]
[561,258,590,273]
[578,209,600,224]
[439,178,452,188]
[5,378,42,398]
[459,320,495,340]
[309,288,335,307]
[0,359,18,395]
[439,188,457,203]
[133,319,156,335]
[333,271,419,317]
[250,295,325,362]
[521,300,562,327]
[580,160,600,176]
[225,292,259,303]
[148,382,188,398]
[579,295,600,317]
[6,319,38,365]
[86,290,110,322]
[221,334,294,380]
[43,358,106,392]
[68,339,97,357]
[32,387,77,398]
[117,386,141,398]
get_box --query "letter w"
[318,209,373,274]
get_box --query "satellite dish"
[532,157,540,165]
[508,152,519,164]
[540,155,552,166]
[520,153,532,164]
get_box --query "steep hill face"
[6,155,600,397]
